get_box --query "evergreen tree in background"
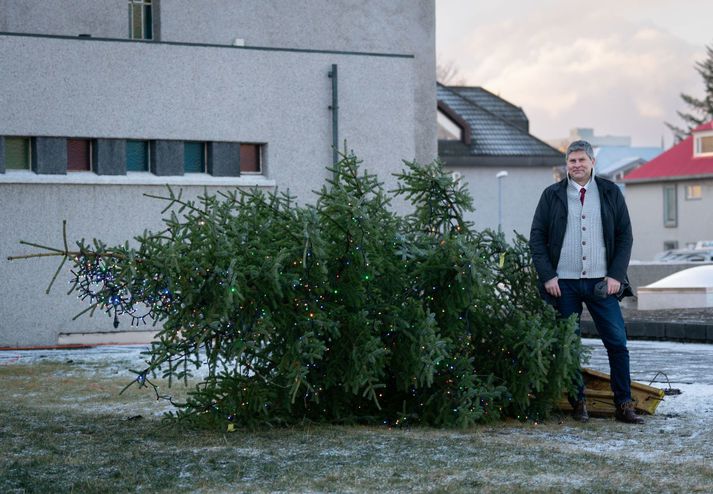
[13,154,582,429]
[667,43,713,142]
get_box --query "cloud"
[438,4,708,145]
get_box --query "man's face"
[566,150,595,186]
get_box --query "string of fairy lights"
[70,255,174,328]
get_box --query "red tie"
[580,187,586,206]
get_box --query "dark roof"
[623,121,713,183]
[437,84,563,164]
[446,86,529,131]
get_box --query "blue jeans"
[556,278,632,406]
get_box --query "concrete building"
[0,0,437,346]
[622,122,713,261]
[437,84,564,240]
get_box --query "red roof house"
[623,122,713,182]
[621,121,713,261]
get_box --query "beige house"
[622,122,713,261]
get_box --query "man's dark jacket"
[529,175,634,298]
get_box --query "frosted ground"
[2,339,712,492]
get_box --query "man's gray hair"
[566,140,594,161]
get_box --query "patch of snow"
[5,339,713,422]
[318,447,353,458]
[657,383,713,416]
[0,344,217,380]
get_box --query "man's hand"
[606,276,621,296]
[544,276,561,298]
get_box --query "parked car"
[654,248,713,262]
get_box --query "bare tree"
[437,57,467,85]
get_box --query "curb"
[581,320,713,343]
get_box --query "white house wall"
[625,179,713,260]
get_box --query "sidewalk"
[581,306,713,343]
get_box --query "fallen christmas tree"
[10,154,583,428]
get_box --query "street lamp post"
[496,170,508,233]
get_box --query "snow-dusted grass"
[1,340,712,493]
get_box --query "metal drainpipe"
[328,64,339,170]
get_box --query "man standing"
[529,140,643,424]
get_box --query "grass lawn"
[1,348,712,493]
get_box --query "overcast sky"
[436,0,713,147]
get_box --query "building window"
[663,240,679,251]
[128,0,152,40]
[4,137,31,170]
[437,109,463,141]
[184,142,206,173]
[240,144,262,173]
[694,133,713,156]
[685,184,702,200]
[663,184,677,228]
[126,140,150,171]
[67,139,92,171]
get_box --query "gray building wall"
[445,165,556,241]
[0,0,436,163]
[0,0,127,38]
[0,1,436,346]
[625,178,713,260]
[0,34,417,193]
[1,182,268,347]
[157,0,436,162]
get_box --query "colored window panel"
[240,144,261,173]
[5,137,30,170]
[67,139,91,171]
[126,140,149,171]
[184,142,205,173]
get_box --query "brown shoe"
[615,401,644,424]
[572,400,589,422]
